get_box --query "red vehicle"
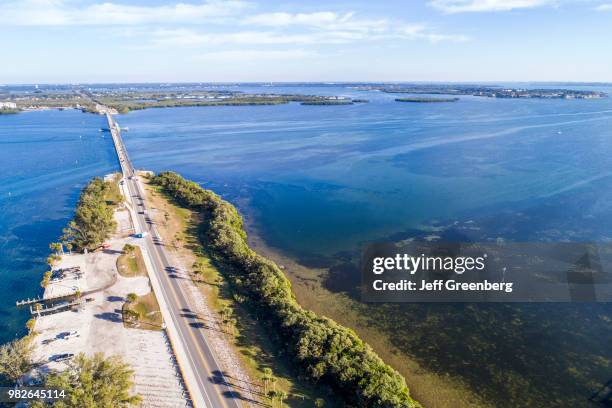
[101,243,111,249]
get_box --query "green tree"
[61,178,117,251]
[49,242,63,255]
[41,271,52,288]
[278,390,287,407]
[0,337,34,384]
[26,318,37,333]
[152,171,421,408]
[314,398,325,407]
[267,390,278,407]
[122,244,135,254]
[123,309,140,323]
[47,254,61,268]
[269,375,277,392]
[192,259,205,275]
[262,367,273,394]
[126,293,138,303]
[32,353,141,408]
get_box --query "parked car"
[57,330,79,340]
[51,353,74,362]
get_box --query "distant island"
[360,84,607,99]
[396,97,459,103]
[300,98,369,105]
[301,100,353,105]
[0,108,20,115]
[0,87,367,113]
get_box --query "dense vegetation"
[32,353,141,408]
[0,337,34,385]
[301,100,354,105]
[97,94,365,112]
[153,171,420,408]
[61,177,117,251]
[0,108,20,114]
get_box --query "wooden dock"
[16,292,76,307]
[29,298,88,316]
[16,296,43,307]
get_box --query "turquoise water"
[0,110,117,343]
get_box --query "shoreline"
[18,174,190,406]
[238,197,488,408]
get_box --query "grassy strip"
[122,292,163,331]
[104,173,124,206]
[152,171,421,408]
[144,179,341,406]
[116,246,147,278]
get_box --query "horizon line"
[2,80,612,86]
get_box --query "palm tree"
[220,306,232,329]
[277,390,287,407]
[34,303,43,316]
[173,232,182,249]
[229,318,237,335]
[267,390,278,407]
[46,255,59,268]
[192,260,205,275]
[314,398,325,408]
[262,367,273,394]
[270,375,277,392]
[49,242,63,255]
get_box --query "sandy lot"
[30,198,190,407]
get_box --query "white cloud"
[429,0,557,13]
[152,28,367,46]
[0,0,250,25]
[595,3,612,10]
[399,24,470,42]
[0,1,469,49]
[243,11,388,33]
[196,49,319,62]
[244,11,348,27]
[152,22,468,48]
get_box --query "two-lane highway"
[107,113,242,408]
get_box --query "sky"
[1,0,612,83]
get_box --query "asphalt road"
[108,114,243,408]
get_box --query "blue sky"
[1,0,612,83]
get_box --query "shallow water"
[117,84,612,258]
[113,87,612,405]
